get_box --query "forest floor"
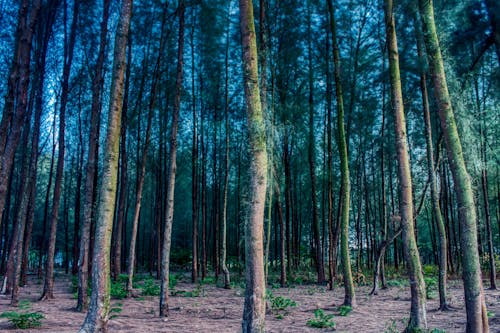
[0,273,499,332]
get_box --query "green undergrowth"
[0,300,44,329]
[306,309,335,329]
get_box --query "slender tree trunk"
[77,0,110,312]
[479,120,496,290]
[327,0,354,306]
[385,0,427,330]
[113,36,131,281]
[239,0,267,331]
[324,26,335,290]
[0,0,41,229]
[307,0,325,284]
[419,1,489,331]
[415,18,450,309]
[159,1,184,317]
[190,10,198,284]
[78,0,131,331]
[41,0,79,300]
[221,13,231,290]
[127,6,167,297]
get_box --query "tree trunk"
[159,0,185,317]
[41,0,79,300]
[77,0,110,312]
[308,0,325,284]
[327,0,355,306]
[419,0,489,331]
[78,0,131,331]
[385,0,427,330]
[239,0,267,331]
[127,5,167,297]
[190,10,198,284]
[416,18,450,309]
[0,0,41,229]
[221,12,231,290]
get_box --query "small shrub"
[141,279,160,296]
[0,311,44,329]
[110,281,127,299]
[267,292,296,319]
[270,295,296,312]
[386,279,409,288]
[306,309,335,329]
[424,277,437,300]
[338,305,352,316]
[422,265,438,276]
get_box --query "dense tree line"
[0,0,498,332]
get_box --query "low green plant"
[0,311,44,329]
[424,277,437,299]
[141,279,160,296]
[110,281,127,299]
[386,279,409,288]
[306,309,335,329]
[266,292,296,319]
[338,305,352,316]
[384,319,398,333]
[109,302,123,320]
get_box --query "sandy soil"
[0,274,499,332]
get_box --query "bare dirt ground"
[0,274,499,332]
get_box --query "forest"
[0,0,499,332]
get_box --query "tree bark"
[127,5,167,297]
[78,0,131,331]
[239,0,267,331]
[159,0,185,317]
[77,0,110,312]
[415,17,450,310]
[41,0,79,300]
[419,0,489,331]
[308,0,325,284]
[327,0,355,306]
[0,0,41,230]
[385,0,427,330]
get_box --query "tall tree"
[308,0,325,284]
[127,4,167,297]
[419,0,489,331]
[78,0,132,330]
[159,0,185,317]
[327,0,355,307]
[239,0,267,331]
[77,0,111,311]
[0,0,41,231]
[41,0,80,300]
[384,0,427,330]
[415,16,450,310]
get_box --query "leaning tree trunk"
[419,0,489,331]
[159,0,185,317]
[416,18,450,310]
[327,0,355,307]
[384,0,427,330]
[78,0,131,331]
[41,0,79,300]
[239,0,268,331]
[77,0,110,312]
